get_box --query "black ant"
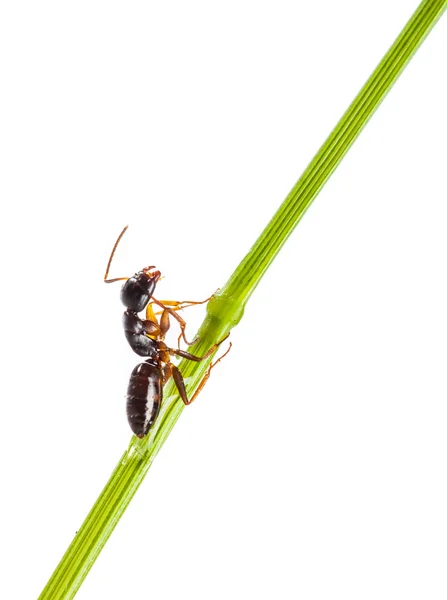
[104,226,231,438]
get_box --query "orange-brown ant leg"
[152,297,198,347]
[187,342,232,404]
[145,303,158,323]
[154,295,214,314]
[169,333,230,362]
[151,295,216,346]
[148,300,183,345]
[162,363,172,385]
[142,302,161,338]
[160,309,170,337]
[171,365,189,404]
[171,342,232,405]
[142,320,161,337]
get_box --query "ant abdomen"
[126,361,163,438]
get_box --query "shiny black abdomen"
[126,360,163,437]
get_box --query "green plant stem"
[39,1,447,598]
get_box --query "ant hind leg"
[171,342,232,406]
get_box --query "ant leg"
[171,365,189,404]
[169,333,230,362]
[147,301,178,343]
[171,342,232,405]
[162,364,172,385]
[145,303,157,322]
[142,303,161,337]
[159,309,170,337]
[152,297,198,347]
[151,293,216,345]
[142,320,161,337]
[153,295,214,315]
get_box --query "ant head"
[142,266,161,283]
[120,267,161,312]
[104,226,161,313]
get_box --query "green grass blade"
[38,1,447,598]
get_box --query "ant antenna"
[104,225,129,283]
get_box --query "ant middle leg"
[150,294,215,347]
[171,342,232,405]
[147,294,222,349]
[169,333,230,362]
[151,297,198,347]
[145,297,198,346]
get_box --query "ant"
[104,225,231,438]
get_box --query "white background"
[1,1,446,598]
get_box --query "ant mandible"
[104,225,231,438]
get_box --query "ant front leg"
[171,342,232,405]
[154,295,214,314]
[145,300,181,343]
[144,302,170,339]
